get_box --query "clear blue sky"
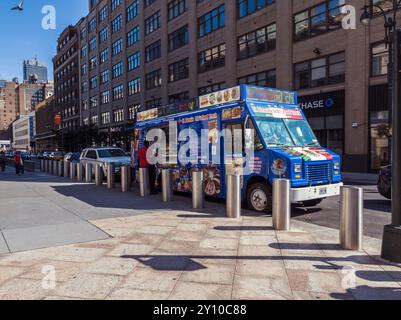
[0,0,88,81]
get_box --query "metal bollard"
[64,161,70,178]
[49,160,53,175]
[95,163,103,186]
[44,160,48,173]
[53,161,58,176]
[139,168,150,197]
[273,179,291,231]
[192,170,205,209]
[46,160,51,174]
[70,162,76,180]
[85,162,93,183]
[226,174,241,219]
[161,169,173,202]
[40,159,45,172]
[107,163,115,189]
[76,162,84,182]
[121,165,131,193]
[58,160,63,177]
[340,186,364,251]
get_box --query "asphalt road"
[293,185,391,239]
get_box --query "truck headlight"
[334,161,340,170]
[294,164,302,173]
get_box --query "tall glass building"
[23,58,48,83]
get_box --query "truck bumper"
[290,183,343,203]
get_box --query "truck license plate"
[319,187,327,195]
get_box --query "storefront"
[298,91,345,157]
[369,84,390,171]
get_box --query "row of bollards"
[272,179,364,251]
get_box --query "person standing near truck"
[14,151,24,176]
[0,151,6,172]
[138,141,157,194]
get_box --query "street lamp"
[361,0,401,263]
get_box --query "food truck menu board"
[250,103,304,120]
[199,86,241,109]
[245,86,297,105]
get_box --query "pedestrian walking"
[14,151,24,176]
[0,151,6,172]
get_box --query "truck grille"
[305,163,332,185]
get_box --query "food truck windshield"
[255,117,320,148]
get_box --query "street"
[293,186,391,240]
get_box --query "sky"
[0,0,88,81]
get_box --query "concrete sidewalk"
[0,168,400,300]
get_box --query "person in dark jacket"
[0,151,6,172]
[137,141,157,194]
[14,151,24,176]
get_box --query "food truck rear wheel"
[247,183,272,214]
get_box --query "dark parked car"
[378,165,391,200]
[64,152,81,163]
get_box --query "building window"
[146,69,162,89]
[169,91,189,104]
[111,15,122,33]
[146,98,162,109]
[99,27,108,43]
[198,43,225,73]
[198,5,225,38]
[238,69,276,88]
[101,91,110,104]
[145,40,161,63]
[112,38,123,56]
[127,0,140,22]
[112,61,123,78]
[111,0,122,11]
[371,42,388,76]
[145,11,161,35]
[238,0,275,19]
[168,58,189,82]
[100,48,109,64]
[129,104,140,120]
[168,25,188,52]
[198,82,226,96]
[128,52,141,71]
[99,5,108,22]
[101,111,110,125]
[127,26,140,46]
[113,108,125,123]
[168,0,187,21]
[294,52,345,89]
[128,78,141,95]
[90,76,98,89]
[113,84,124,100]
[294,0,347,41]
[238,24,276,60]
[100,69,109,84]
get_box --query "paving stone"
[180,263,235,285]
[0,278,56,300]
[169,281,232,300]
[286,270,347,294]
[107,243,154,257]
[232,275,292,300]
[123,267,181,292]
[19,260,88,282]
[85,257,138,276]
[199,238,239,251]
[0,266,26,285]
[107,288,170,300]
[55,273,123,299]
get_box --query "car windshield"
[255,117,320,147]
[97,149,126,158]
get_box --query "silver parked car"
[80,147,131,177]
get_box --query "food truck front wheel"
[247,183,272,214]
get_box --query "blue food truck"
[133,85,342,213]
